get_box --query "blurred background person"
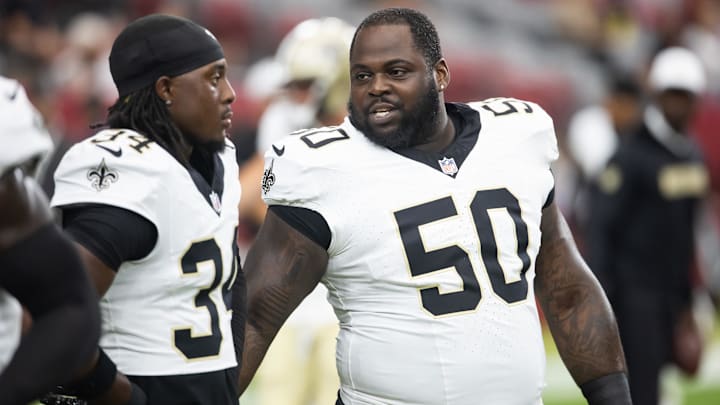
[566,72,643,184]
[237,16,355,405]
[565,71,643,246]
[586,46,712,405]
[0,75,100,405]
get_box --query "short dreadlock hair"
[104,86,191,166]
[350,8,443,69]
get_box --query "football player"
[238,8,631,405]
[49,14,244,405]
[0,75,100,405]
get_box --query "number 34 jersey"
[51,129,241,376]
[263,100,558,405]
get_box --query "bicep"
[535,201,598,305]
[244,209,329,332]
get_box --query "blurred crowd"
[2,0,719,403]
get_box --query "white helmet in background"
[0,76,53,177]
[274,17,355,118]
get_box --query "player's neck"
[412,110,454,153]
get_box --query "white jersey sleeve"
[51,129,165,222]
[467,97,559,168]
[260,125,354,256]
[0,76,53,176]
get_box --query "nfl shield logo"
[438,157,458,176]
[209,191,222,214]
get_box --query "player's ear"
[155,76,173,105]
[434,58,450,92]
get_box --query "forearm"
[536,204,626,385]
[238,267,306,394]
[238,321,279,394]
[536,232,630,405]
[237,210,329,394]
[537,260,625,383]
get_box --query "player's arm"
[237,208,329,394]
[54,205,155,405]
[0,169,100,405]
[534,201,631,405]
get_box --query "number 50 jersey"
[263,100,558,405]
[51,129,241,376]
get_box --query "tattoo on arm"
[535,203,626,385]
[238,210,329,394]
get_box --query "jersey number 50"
[394,188,531,316]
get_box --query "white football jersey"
[0,76,53,176]
[51,129,241,376]
[262,100,558,405]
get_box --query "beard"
[194,138,227,154]
[348,79,441,149]
[185,129,227,155]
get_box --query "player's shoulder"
[466,98,558,162]
[52,128,174,211]
[467,97,554,132]
[79,128,163,152]
[263,121,360,167]
[55,128,174,193]
[63,128,172,169]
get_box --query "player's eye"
[353,72,371,82]
[389,68,407,78]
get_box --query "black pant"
[614,290,674,405]
[129,367,238,405]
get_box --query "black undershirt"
[269,205,331,250]
[62,205,157,271]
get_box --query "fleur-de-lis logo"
[86,158,119,191]
[261,159,276,195]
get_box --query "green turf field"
[542,313,720,405]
